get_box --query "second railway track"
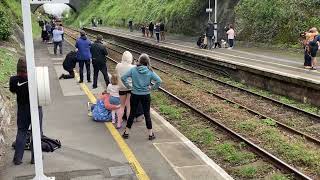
[65,28,319,179]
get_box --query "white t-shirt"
[227,29,235,40]
[107,84,120,97]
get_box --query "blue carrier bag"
[92,99,112,122]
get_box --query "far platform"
[90,26,320,83]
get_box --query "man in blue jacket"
[75,30,92,83]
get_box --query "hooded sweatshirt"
[115,51,135,91]
[75,36,92,61]
[121,66,161,95]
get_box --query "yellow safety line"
[73,70,150,180]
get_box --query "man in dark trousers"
[75,30,92,83]
[90,35,110,89]
[206,21,214,50]
[59,51,77,79]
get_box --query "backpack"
[41,135,61,152]
[92,99,112,122]
[12,131,61,152]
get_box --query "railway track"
[64,28,317,179]
[82,27,320,120]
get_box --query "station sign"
[206,8,213,13]
[30,0,69,4]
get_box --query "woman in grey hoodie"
[121,54,161,140]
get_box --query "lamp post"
[214,0,218,44]
[208,0,211,21]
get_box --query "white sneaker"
[227,47,232,50]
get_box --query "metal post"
[214,0,218,43]
[20,0,54,180]
[208,0,211,21]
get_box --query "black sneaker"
[122,132,129,139]
[149,133,156,140]
[59,74,64,80]
[88,80,92,83]
[78,80,83,83]
[13,159,22,165]
[92,86,97,89]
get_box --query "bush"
[235,0,320,44]
[0,5,12,40]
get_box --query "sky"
[43,4,70,16]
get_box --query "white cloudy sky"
[43,4,70,16]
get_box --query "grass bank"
[2,0,41,37]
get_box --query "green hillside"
[235,0,320,44]
[67,0,320,45]
[0,0,41,40]
[65,0,207,35]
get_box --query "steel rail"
[107,45,320,145]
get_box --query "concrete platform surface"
[0,40,232,180]
[92,26,320,85]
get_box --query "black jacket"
[10,75,29,106]
[206,23,214,37]
[90,41,108,65]
[63,51,77,70]
[149,23,154,31]
[160,23,165,31]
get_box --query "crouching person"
[59,51,77,80]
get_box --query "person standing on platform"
[300,32,312,68]
[155,23,161,43]
[115,51,135,129]
[226,24,236,49]
[145,24,150,38]
[52,26,64,55]
[141,24,146,37]
[206,21,214,50]
[129,20,133,32]
[90,35,110,89]
[306,27,319,70]
[160,21,165,41]
[10,57,43,165]
[59,51,77,79]
[45,22,52,42]
[76,30,92,83]
[121,54,162,140]
[149,22,154,38]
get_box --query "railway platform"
[84,26,320,106]
[0,39,232,180]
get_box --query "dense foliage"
[1,0,41,40]
[235,0,320,44]
[66,0,207,35]
[0,5,12,40]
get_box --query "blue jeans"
[109,96,120,105]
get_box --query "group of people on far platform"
[198,21,235,50]
[59,31,162,140]
[128,20,165,43]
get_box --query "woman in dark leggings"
[121,54,162,140]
